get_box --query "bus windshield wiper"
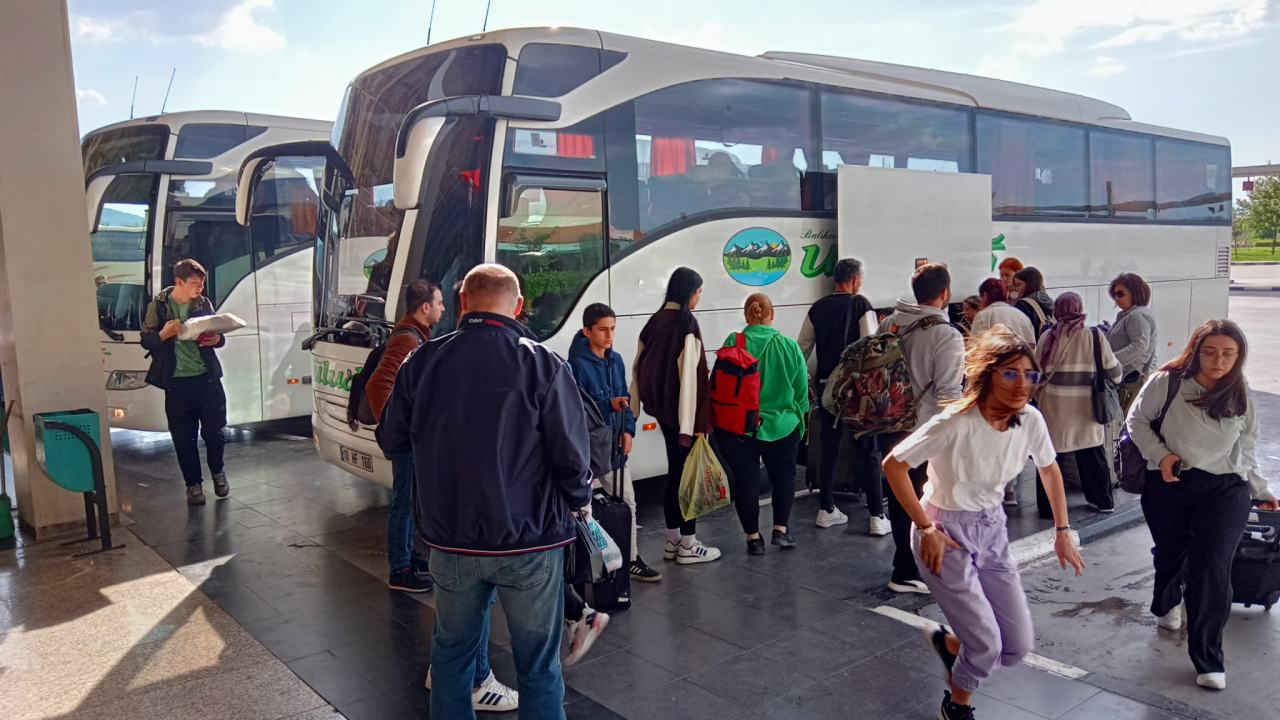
[100,325,125,342]
[300,321,387,351]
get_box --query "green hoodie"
[722,324,808,442]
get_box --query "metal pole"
[427,0,437,44]
[483,0,492,31]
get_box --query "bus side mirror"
[235,155,275,227]
[235,141,352,226]
[393,117,447,211]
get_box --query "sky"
[68,0,1280,180]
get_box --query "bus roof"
[351,27,1226,147]
[84,110,331,140]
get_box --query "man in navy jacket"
[381,264,591,720]
[568,303,661,582]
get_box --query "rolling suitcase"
[1232,509,1280,611]
[585,409,632,613]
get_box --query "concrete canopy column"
[0,0,117,539]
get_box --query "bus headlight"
[106,370,148,391]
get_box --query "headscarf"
[1039,292,1086,367]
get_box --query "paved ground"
[1230,262,1280,288]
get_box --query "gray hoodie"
[1107,305,1158,378]
[877,300,966,424]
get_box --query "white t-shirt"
[890,404,1057,512]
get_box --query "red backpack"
[710,333,763,435]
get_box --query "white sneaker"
[887,579,931,594]
[676,540,721,564]
[869,514,892,537]
[565,608,610,667]
[1004,488,1018,506]
[424,667,521,712]
[662,540,679,561]
[1157,602,1184,630]
[816,507,849,528]
[1196,672,1226,690]
[472,671,519,712]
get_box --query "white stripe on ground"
[872,605,1089,680]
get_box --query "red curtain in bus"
[557,132,594,157]
[650,137,696,176]
[761,145,782,164]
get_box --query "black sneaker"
[746,537,766,556]
[388,567,434,593]
[925,623,958,686]
[212,472,230,498]
[629,555,661,582]
[939,691,975,719]
[771,529,797,549]
[410,552,430,575]
[186,485,206,506]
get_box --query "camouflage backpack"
[821,315,945,436]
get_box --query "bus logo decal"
[315,360,360,393]
[799,243,837,279]
[363,249,388,279]
[723,228,791,286]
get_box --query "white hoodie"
[878,300,965,425]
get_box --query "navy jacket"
[380,312,593,555]
[568,334,636,466]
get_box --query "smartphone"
[1171,460,1182,477]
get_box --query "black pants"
[715,427,801,535]
[165,376,227,487]
[818,407,882,515]
[659,423,696,535]
[565,584,586,622]
[1141,468,1251,674]
[1036,445,1112,517]
[880,431,929,584]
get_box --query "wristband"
[1055,525,1071,532]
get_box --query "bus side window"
[163,214,253,309]
[250,156,324,266]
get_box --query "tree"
[1236,177,1280,254]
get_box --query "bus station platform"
[4,422,1257,720]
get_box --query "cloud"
[69,0,284,50]
[1087,56,1127,76]
[195,0,285,51]
[76,88,107,107]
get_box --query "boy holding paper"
[141,259,229,505]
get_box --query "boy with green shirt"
[141,260,229,506]
[714,292,809,555]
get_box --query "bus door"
[247,155,326,421]
[161,207,261,425]
[836,165,992,307]
[495,175,609,344]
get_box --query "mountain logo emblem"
[723,228,791,286]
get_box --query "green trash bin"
[34,409,100,492]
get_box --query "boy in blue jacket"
[569,303,661,582]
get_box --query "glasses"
[1199,349,1238,364]
[996,369,1042,384]
[1111,290,1129,299]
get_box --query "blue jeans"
[388,453,415,571]
[430,547,566,720]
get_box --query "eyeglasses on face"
[1199,349,1238,363]
[995,369,1042,384]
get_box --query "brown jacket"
[367,313,431,422]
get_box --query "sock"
[680,533,696,549]
[667,529,680,545]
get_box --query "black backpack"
[578,385,614,480]
[348,327,425,427]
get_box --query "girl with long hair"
[884,328,1084,720]
[1034,293,1121,516]
[1012,267,1053,338]
[631,267,721,564]
[1129,319,1277,690]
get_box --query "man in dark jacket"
[568,303,660,583]
[140,259,228,506]
[381,264,592,720]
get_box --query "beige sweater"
[1035,327,1122,452]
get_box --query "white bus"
[239,29,1231,487]
[86,110,333,430]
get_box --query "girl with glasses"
[883,326,1084,720]
[1129,319,1277,690]
[1034,293,1123,517]
[1106,273,1157,414]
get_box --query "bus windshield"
[82,125,170,178]
[318,45,505,342]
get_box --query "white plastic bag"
[177,313,247,340]
[585,516,623,573]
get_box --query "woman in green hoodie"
[715,293,810,555]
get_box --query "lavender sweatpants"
[913,502,1034,692]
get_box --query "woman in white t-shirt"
[883,327,1085,720]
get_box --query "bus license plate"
[340,446,373,473]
